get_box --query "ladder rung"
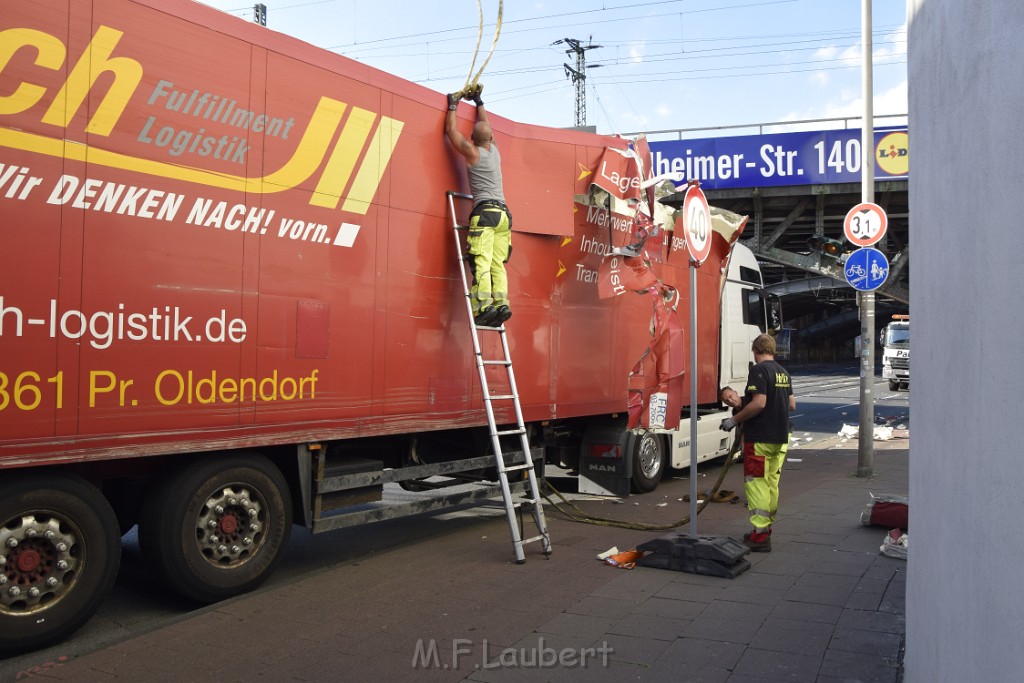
[501,463,533,473]
[520,535,547,545]
[494,428,526,436]
[518,498,540,505]
[482,359,511,366]
[487,394,516,401]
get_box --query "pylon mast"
[559,38,601,128]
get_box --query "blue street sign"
[844,247,889,291]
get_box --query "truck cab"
[660,241,780,469]
[881,315,910,390]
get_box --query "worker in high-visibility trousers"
[444,84,513,327]
[720,334,795,552]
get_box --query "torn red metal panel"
[627,288,686,430]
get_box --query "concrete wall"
[907,0,1024,679]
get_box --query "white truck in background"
[881,315,910,390]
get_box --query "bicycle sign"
[844,202,888,247]
[681,184,712,263]
[844,247,889,291]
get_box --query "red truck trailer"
[0,0,777,652]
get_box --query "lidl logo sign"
[876,131,909,176]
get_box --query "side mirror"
[766,293,783,332]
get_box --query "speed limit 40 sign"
[844,202,888,247]
[682,184,712,263]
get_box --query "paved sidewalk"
[5,439,908,682]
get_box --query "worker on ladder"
[444,84,513,327]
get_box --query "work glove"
[447,93,459,111]
[467,83,484,106]
[720,417,736,432]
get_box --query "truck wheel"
[138,455,292,604]
[630,431,665,493]
[0,473,121,656]
[888,379,899,391]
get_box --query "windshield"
[885,326,910,347]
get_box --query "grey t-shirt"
[467,143,505,205]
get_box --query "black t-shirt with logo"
[742,360,792,444]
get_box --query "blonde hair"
[752,333,776,357]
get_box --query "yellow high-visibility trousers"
[467,205,511,315]
[743,441,788,531]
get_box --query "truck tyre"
[889,379,899,391]
[138,455,292,604]
[630,431,665,493]
[0,473,121,656]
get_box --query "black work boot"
[493,305,512,324]
[474,307,498,327]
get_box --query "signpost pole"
[858,0,875,477]
[689,260,698,537]
[681,183,711,538]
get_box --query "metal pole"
[689,261,699,536]
[857,0,875,477]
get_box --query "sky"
[196,0,908,139]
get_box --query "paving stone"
[682,616,762,645]
[851,576,890,595]
[608,612,690,642]
[713,585,788,607]
[770,600,844,624]
[737,571,797,591]
[634,596,708,620]
[860,564,898,582]
[535,612,617,643]
[748,616,834,656]
[785,572,859,606]
[843,590,883,611]
[829,627,903,657]
[806,559,871,577]
[818,648,899,682]
[657,636,746,668]
[465,656,644,683]
[837,609,906,634]
[878,580,906,614]
[700,599,773,624]
[731,647,823,680]
[602,633,672,665]
[566,595,644,618]
[835,531,890,554]
[793,532,854,547]
[655,579,728,603]
[743,556,807,577]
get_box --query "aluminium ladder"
[446,190,551,563]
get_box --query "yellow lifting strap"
[455,0,503,100]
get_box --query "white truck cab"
[881,315,910,390]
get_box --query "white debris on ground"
[839,424,859,439]
[837,422,907,442]
[880,529,908,560]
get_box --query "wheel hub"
[638,435,661,478]
[195,486,265,567]
[0,514,79,614]
[16,547,42,573]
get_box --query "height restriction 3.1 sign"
[844,202,888,247]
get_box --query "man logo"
[876,131,909,176]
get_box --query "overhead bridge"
[644,117,909,333]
